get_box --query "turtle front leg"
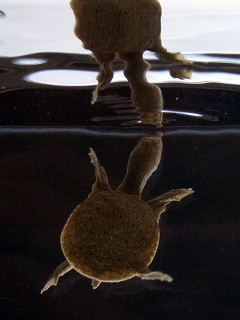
[41,260,72,294]
[91,51,115,104]
[88,148,111,197]
[150,37,192,63]
[136,268,173,283]
[147,188,194,222]
[149,38,192,80]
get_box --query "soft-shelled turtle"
[41,134,193,291]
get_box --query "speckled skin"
[41,134,193,292]
[61,192,159,282]
[70,0,161,53]
[70,0,192,104]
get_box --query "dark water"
[1,52,240,320]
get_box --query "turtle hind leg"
[147,188,194,222]
[92,52,115,104]
[136,268,173,283]
[41,260,72,294]
[88,148,111,197]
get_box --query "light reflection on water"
[12,57,47,65]
[1,50,239,127]
[25,67,240,87]
[25,69,99,86]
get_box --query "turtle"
[70,0,192,104]
[41,133,193,292]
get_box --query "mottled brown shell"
[70,0,161,53]
[61,191,159,282]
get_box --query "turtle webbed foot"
[159,52,192,80]
[41,261,72,294]
[147,188,194,222]
[137,269,173,283]
[158,188,194,202]
[151,42,192,80]
[170,68,192,80]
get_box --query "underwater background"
[1,1,240,319]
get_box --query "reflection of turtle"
[70,0,192,103]
[41,134,193,292]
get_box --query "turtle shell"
[70,0,161,53]
[61,191,159,282]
